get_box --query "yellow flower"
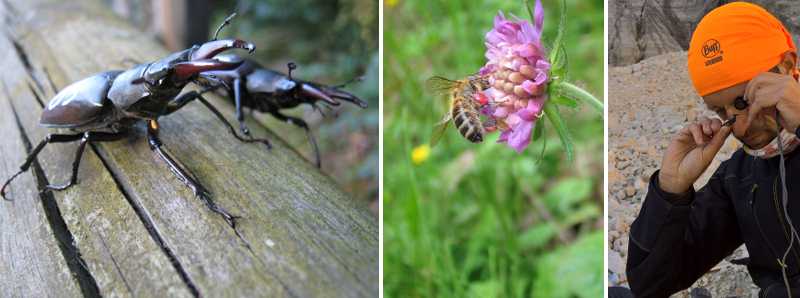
[411,144,431,165]
[386,0,399,8]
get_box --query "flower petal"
[498,130,511,142]
[507,120,533,152]
[534,0,544,34]
[533,70,548,85]
[536,59,551,70]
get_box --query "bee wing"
[425,76,458,95]
[430,113,452,147]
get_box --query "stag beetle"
[1,16,262,227]
[192,20,368,168]
[196,56,368,168]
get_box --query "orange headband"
[687,2,795,96]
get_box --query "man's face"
[703,81,779,149]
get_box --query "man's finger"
[745,88,779,131]
[710,118,722,132]
[703,124,732,160]
[689,123,705,145]
[701,119,713,135]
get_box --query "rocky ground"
[607,51,759,297]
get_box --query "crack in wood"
[90,144,201,298]
[4,83,102,298]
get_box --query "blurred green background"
[383,0,603,297]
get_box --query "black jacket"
[627,148,800,297]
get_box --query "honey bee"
[427,75,491,146]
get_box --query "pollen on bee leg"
[476,92,489,105]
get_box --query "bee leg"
[270,111,321,168]
[146,120,240,228]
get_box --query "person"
[627,2,800,297]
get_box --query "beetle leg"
[146,120,240,228]
[44,132,128,192]
[2,133,84,200]
[44,132,89,191]
[271,111,321,168]
[164,90,271,149]
[164,86,219,115]
[233,78,250,136]
[191,92,272,149]
[165,91,202,115]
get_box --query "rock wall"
[609,0,800,66]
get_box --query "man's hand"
[659,117,732,195]
[744,72,800,132]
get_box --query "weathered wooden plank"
[0,71,82,297]
[0,0,378,297]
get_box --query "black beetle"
[1,28,261,226]
[195,54,368,168]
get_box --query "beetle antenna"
[287,62,297,80]
[213,12,237,41]
[333,76,364,89]
[312,103,327,118]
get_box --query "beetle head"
[135,39,255,88]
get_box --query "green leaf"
[549,44,568,79]
[533,116,545,141]
[544,177,592,215]
[532,231,604,298]
[518,223,556,250]
[548,0,568,78]
[525,0,536,23]
[554,81,603,114]
[562,204,601,226]
[543,103,573,161]
[535,117,547,164]
[549,95,577,108]
[469,280,502,298]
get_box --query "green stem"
[543,104,573,161]
[556,81,603,114]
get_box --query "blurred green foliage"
[209,0,379,203]
[383,0,603,297]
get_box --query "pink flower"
[480,0,550,152]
